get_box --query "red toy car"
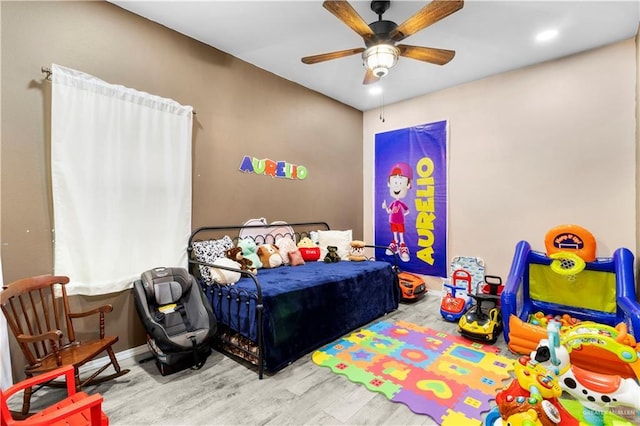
[440,269,473,322]
[398,271,427,302]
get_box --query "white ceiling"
[110,0,639,112]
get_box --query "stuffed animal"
[298,237,315,248]
[297,237,320,261]
[207,257,241,285]
[237,238,262,270]
[226,246,256,273]
[257,244,284,268]
[348,240,367,262]
[324,245,341,263]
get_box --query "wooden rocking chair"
[1,274,129,416]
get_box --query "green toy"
[238,238,262,270]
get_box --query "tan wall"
[1,1,363,381]
[636,27,640,293]
[364,38,637,290]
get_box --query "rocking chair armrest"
[69,304,113,339]
[68,304,113,319]
[16,330,63,344]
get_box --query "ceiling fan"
[301,0,464,85]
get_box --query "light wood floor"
[12,292,518,425]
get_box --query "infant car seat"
[133,267,217,375]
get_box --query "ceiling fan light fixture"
[363,44,399,78]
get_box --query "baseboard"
[81,344,150,372]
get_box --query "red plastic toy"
[484,355,580,425]
[440,269,473,321]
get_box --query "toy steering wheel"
[549,251,586,276]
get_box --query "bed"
[187,221,400,378]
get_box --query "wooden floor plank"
[10,292,516,425]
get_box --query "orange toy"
[508,315,640,379]
[544,224,596,262]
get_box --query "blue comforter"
[205,260,399,372]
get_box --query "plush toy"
[237,238,262,270]
[257,244,284,268]
[298,237,315,248]
[348,240,367,262]
[226,246,256,273]
[207,257,241,285]
[297,237,320,261]
[324,245,341,263]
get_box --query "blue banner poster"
[374,120,448,277]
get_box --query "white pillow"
[317,230,352,261]
[208,257,241,285]
[275,237,297,265]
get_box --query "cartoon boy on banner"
[382,162,412,262]
[374,120,448,278]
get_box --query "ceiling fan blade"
[323,0,375,41]
[363,68,379,85]
[390,0,464,42]
[301,47,365,65]
[397,44,455,65]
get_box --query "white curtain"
[1,257,12,390]
[51,64,193,296]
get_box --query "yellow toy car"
[457,293,502,343]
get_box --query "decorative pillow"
[238,218,295,245]
[208,257,241,285]
[288,250,305,266]
[275,237,297,265]
[298,237,320,261]
[191,235,234,285]
[317,230,352,261]
[267,220,296,244]
[238,217,269,245]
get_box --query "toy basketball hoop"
[544,224,595,280]
[549,251,586,277]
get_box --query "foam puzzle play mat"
[312,319,515,425]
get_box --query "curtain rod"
[40,66,196,115]
[41,66,53,81]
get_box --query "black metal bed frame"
[186,221,331,379]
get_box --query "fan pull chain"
[379,90,385,123]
